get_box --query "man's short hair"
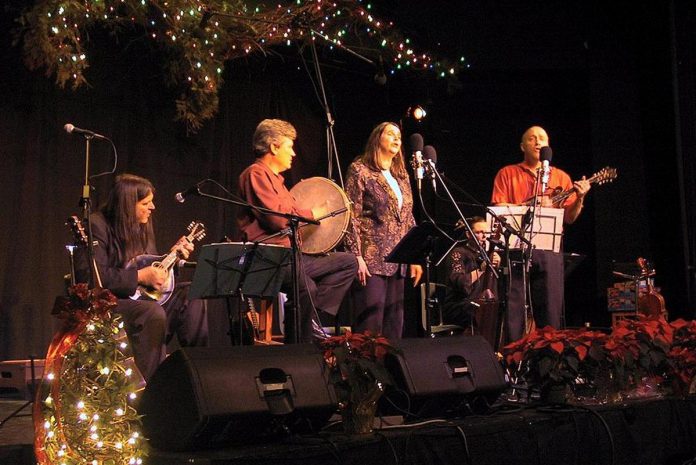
[253,119,297,157]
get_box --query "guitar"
[551,166,617,206]
[66,215,103,288]
[524,166,618,206]
[245,297,262,344]
[129,221,206,305]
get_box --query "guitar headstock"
[66,215,89,247]
[590,166,618,186]
[186,221,207,243]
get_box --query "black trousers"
[505,250,564,342]
[283,252,357,343]
[116,282,208,381]
[352,273,406,341]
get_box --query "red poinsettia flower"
[319,330,400,409]
[51,284,118,329]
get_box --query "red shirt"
[237,160,314,247]
[491,162,576,208]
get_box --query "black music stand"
[386,222,454,337]
[190,242,291,345]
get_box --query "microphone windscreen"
[64,123,75,133]
[408,133,424,153]
[423,145,437,163]
[540,146,553,162]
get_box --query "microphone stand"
[425,163,496,277]
[435,169,533,351]
[417,162,496,337]
[79,135,103,288]
[483,211,532,351]
[518,167,544,333]
[193,190,319,344]
[199,9,374,188]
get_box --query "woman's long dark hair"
[357,122,408,179]
[101,173,155,264]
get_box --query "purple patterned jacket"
[344,159,416,276]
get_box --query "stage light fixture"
[406,105,427,121]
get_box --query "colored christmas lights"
[18,0,466,131]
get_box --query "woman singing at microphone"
[344,122,422,340]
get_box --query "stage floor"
[3,397,696,465]
[0,399,34,465]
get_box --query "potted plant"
[667,319,696,396]
[503,326,608,403]
[604,315,672,398]
[320,331,398,433]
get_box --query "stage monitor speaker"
[139,344,336,451]
[383,336,507,418]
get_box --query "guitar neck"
[551,175,601,205]
[158,250,181,272]
[158,237,193,271]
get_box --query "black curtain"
[1,0,695,361]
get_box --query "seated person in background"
[442,216,500,333]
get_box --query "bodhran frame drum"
[290,177,351,255]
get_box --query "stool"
[248,294,285,345]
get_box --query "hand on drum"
[311,199,331,220]
[356,256,372,286]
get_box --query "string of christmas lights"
[33,285,147,465]
[17,0,467,131]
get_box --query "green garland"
[15,0,465,132]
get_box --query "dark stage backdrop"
[1,0,695,361]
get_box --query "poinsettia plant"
[603,315,673,390]
[503,326,608,392]
[667,319,696,395]
[503,314,696,403]
[51,283,117,329]
[320,331,399,413]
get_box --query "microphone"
[423,144,437,191]
[64,123,107,140]
[409,133,424,189]
[540,146,553,193]
[175,181,204,203]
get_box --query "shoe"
[312,318,328,341]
